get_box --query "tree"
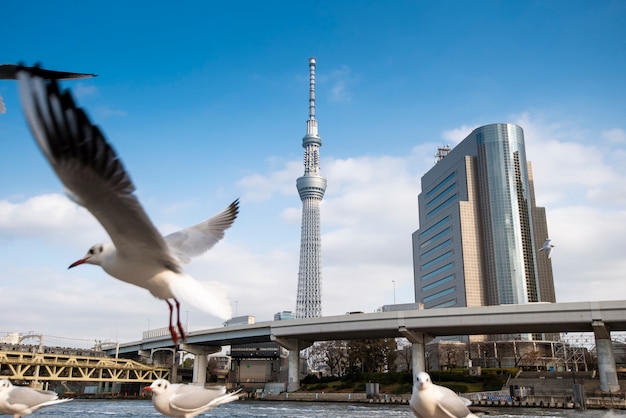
[324,341,349,376]
[397,344,413,372]
[306,341,349,377]
[347,339,397,373]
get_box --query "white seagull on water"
[0,379,72,417]
[145,379,241,417]
[539,238,554,259]
[410,372,478,418]
[18,67,238,345]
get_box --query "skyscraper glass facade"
[412,123,555,314]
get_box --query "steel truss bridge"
[0,349,170,383]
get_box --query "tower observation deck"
[295,57,327,318]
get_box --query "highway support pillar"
[592,320,620,393]
[149,348,178,384]
[399,326,433,383]
[180,344,222,386]
[271,336,313,392]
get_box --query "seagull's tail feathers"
[169,274,233,320]
[207,388,242,409]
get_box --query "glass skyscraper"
[412,123,556,317]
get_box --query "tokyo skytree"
[295,57,327,318]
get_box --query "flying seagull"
[0,63,96,113]
[0,379,72,417]
[18,67,238,345]
[145,379,241,417]
[539,238,554,259]
[410,372,478,418]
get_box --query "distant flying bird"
[539,238,554,259]
[18,67,238,345]
[0,63,96,113]
[0,379,72,417]
[410,372,477,418]
[145,379,241,417]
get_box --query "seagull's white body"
[539,238,555,259]
[0,379,72,417]
[146,379,240,418]
[410,372,477,418]
[18,68,238,344]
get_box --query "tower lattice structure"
[295,57,327,318]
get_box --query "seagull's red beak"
[68,258,87,269]
[144,386,152,392]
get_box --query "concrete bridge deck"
[111,300,626,352]
[105,300,626,392]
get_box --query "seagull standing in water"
[410,372,477,418]
[539,238,555,259]
[0,379,72,417]
[18,67,238,345]
[145,379,240,417]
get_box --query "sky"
[1,0,625,349]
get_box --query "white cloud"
[319,65,355,103]
[442,125,477,145]
[73,82,97,99]
[0,194,103,248]
[237,161,300,201]
[602,128,626,144]
[95,106,128,119]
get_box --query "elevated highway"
[113,300,626,350]
[108,300,626,392]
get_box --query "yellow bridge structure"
[0,349,170,383]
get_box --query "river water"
[27,399,625,417]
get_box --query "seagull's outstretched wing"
[1,64,96,114]
[165,200,239,263]
[18,68,178,269]
[0,64,96,80]
[5,386,72,413]
[171,387,241,413]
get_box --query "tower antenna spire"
[307,57,318,136]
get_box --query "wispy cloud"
[319,65,355,103]
[95,106,128,119]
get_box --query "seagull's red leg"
[166,300,179,345]
[175,299,186,342]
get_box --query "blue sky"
[1,1,625,347]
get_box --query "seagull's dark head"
[68,243,110,269]
[146,379,170,395]
[0,379,13,392]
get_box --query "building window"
[421,263,453,281]
[422,275,454,292]
[426,183,457,208]
[421,251,452,270]
[423,287,455,303]
[420,227,451,249]
[421,239,451,259]
[427,194,457,218]
[426,171,456,198]
[432,299,457,308]
[419,216,449,239]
